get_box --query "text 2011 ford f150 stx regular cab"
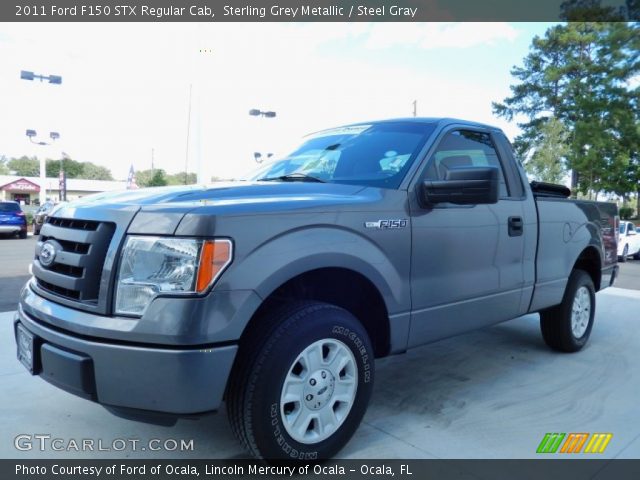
[14,118,619,459]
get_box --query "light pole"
[21,71,62,84]
[21,70,62,205]
[249,109,276,119]
[25,129,60,146]
[249,109,276,163]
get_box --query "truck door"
[407,127,528,348]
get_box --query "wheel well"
[574,247,601,291]
[247,268,391,358]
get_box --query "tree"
[7,156,39,176]
[493,14,640,199]
[147,169,168,187]
[46,158,84,178]
[0,155,9,174]
[526,118,570,183]
[166,172,197,185]
[133,169,155,187]
[81,162,114,180]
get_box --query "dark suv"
[32,201,56,236]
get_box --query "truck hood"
[54,181,382,235]
[68,181,368,211]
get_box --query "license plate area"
[16,323,36,374]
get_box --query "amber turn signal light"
[196,239,233,293]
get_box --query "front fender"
[218,224,410,316]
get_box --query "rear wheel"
[619,244,628,262]
[227,301,374,460]
[540,269,595,353]
[19,230,27,239]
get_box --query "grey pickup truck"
[14,118,619,459]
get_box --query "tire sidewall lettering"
[332,325,371,383]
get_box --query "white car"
[618,221,640,262]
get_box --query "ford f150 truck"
[14,118,619,460]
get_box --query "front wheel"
[227,301,374,460]
[540,269,595,353]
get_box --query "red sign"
[0,178,40,192]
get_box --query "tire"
[227,301,374,460]
[619,244,628,262]
[540,269,595,353]
[19,230,27,239]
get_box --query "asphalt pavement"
[0,235,35,312]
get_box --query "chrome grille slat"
[39,223,98,244]
[35,243,89,268]
[33,262,83,290]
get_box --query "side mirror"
[421,166,499,205]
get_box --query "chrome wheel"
[571,286,591,339]
[280,338,357,444]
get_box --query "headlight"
[115,236,232,316]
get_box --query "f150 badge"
[365,219,408,229]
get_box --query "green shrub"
[619,206,634,220]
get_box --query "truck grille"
[33,217,116,303]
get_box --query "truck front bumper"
[14,305,238,415]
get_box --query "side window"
[424,130,509,198]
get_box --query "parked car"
[32,201,57,236]
[618,221,640,262]
[14,118,619,459]
[0,201,27,239]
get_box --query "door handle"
[508,216,523,237]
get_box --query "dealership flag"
[58,169,67,202]
[126,165,139,190]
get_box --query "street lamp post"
[249,108,276,163]
[249,109,276,118]
[21,70,62,205]
[21,70,62,84]
[25,129,60,146]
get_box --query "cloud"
[0,22,525,181]
[364,22,519,50]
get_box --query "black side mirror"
[422,166,499,205]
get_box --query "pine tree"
[493,15,639,199]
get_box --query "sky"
[0,22,555,182]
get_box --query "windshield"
[0,203,20,213]
[246,122,435,188]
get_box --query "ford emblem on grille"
[39,241,57,267]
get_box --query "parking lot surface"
[0,236,35,313]
[1,287,639,460]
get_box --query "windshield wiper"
[258,173,326,183]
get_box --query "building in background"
[0,175,126,205]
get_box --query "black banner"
[58,170,66,203]
[4,459,640,480]
[3,0,638,22]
